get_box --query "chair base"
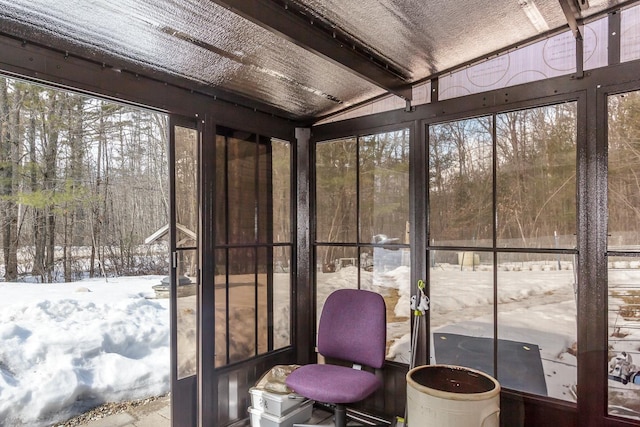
[293,403,391,427]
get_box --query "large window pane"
[316,246,358,322]
[258,139,269,244]
[497,252,577,400]
[429,250,577,401]
[496,103,577,249]
[608,91,640,251]
[215,131,292,367]
[359,129,410,244]
[175,126,198,249]
[228,247,256,364]
[273,246,291,350]
[430,250,495,374]
[429,117,493,247]
[174,125,198,380]
[428,101,578,401]
[215,250,228,368]
[359,128,411,361]
[273,139,291,243]
[316,138,357,243]
[315,130,411,363]
[215,135,227,245]
[608,257,640,417]
[360,246,411,363]
[257,247,268,354]
[228,132,257,244]
[608,89,640,420]
[176,249,198,379]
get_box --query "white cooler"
[249,387,308,416]
[248,399,313,427]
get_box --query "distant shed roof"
[145,224,196,246]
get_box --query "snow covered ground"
[0,276,170,427]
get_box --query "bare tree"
[0,76,170,283]
[0,79,22,281]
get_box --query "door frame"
[170,115,200,427]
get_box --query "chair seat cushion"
[285,364,381,404]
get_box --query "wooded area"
[429,102,578,249]
[608,90,640,249]
[315,130,410,269]
[0,77,169,283]
[4,77,637,283]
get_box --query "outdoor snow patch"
[0,276,170,426]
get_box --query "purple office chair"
[286,289,387,427]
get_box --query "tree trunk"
[63,97,86,282]
[0,79,21,282]
[26,97,47,281]
[41,91,65,282]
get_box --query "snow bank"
[0,277,169,426]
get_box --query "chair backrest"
[317,288,387,369]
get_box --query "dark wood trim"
[294,128,314,364]
[352,361,409,420]
[604,416,640,427]
[578,80,604,426]
[199,114,217,427]
[410,119,429,367]
[501,390,578,427]
[213,349,296,425]
[558,0,585,40]
[608,11,622,66]
[311,119,417,146]
[209,0,412,101]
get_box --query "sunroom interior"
[2,0,640,426]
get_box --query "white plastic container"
[249,387,307,416]
[406,365,500,427]
[248,399,313,427]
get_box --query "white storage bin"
[248,400,313,427]
[249,387,307,416]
